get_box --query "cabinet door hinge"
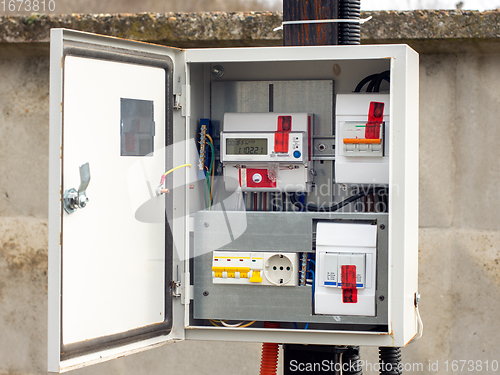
[173,93,182,110]
[172,281,181,298]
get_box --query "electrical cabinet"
[48,29,419,372]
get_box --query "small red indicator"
[246,168,277,188]
[365,102,384,140]
[341,265,358,303]
[274,116,292,153]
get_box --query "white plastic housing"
[315,222,377,316]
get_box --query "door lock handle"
[63,162,91,214]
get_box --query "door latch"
[63,162,91,214]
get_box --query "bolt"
[379,295,385,301]
[203,291,209,297]
[204,222,209,228]
[79,196,88,208]
[380,224,386,230]
[211,65,225,78]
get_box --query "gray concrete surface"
[1,10,500,375]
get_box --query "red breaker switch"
[365,101,384,139]
[274,115,292,153]
[341,265,358,303]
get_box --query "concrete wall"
[1,10,500,375]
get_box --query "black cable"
[367,71,390,92]
[374,70,390,92]
[338,0,361,45]
[355,71,390,93]
[354,73,379,92]
[289,188,384,212]
[379,347,402,375]
[343,346,363,375]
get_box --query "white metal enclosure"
[49,29,419,372]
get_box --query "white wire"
[416,305,424,339]
[408,305,424,344]
[339,353,343,375]
[220,320,243,327]
[273,16,373,31]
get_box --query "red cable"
[259,322,280,375]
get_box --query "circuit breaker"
[335,94,390,184]
[48,28,419,373]
[315,222,377,316]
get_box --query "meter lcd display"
[226,138,268,155]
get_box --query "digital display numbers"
[226,138,268,155]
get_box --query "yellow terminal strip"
[249,270,263,283]
[212,267,224,278]
[212,266,251,278]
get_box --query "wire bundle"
[204,134,215,210]
[354,70,390,93]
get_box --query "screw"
[211,65,225,78]
[203,291,209,297]
[379,295,385,301]
[204,222,209,228]
[415,293,421,306]
[318,143,326,152]
[380,224,386,230]
[332,63,341,76]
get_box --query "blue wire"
[304,323,309,330]
[293,322,298,329]
[308,270,315,301]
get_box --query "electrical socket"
[263,253,298,286]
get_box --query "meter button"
[293,151,301,159]
[252,173,263,183]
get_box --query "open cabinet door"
[48,29,185,372]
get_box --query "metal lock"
[63,162,91,214]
